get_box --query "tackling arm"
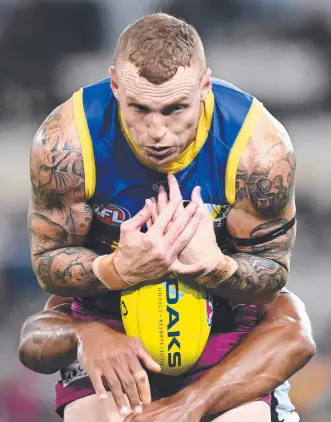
[19,296,77,374]
[179,290,315,416]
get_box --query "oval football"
[120,278,213,376]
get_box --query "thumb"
[123,199,153,231]
[191,186,203,206]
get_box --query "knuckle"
[91,357,102,368]
[186,202,198,214]
[178,234,190,246]
[195,210,202,220]
[143,235,154,248]
[109,379,121,391]
[135,371,148,384]
[134,338,143,348]
[120,221,130,234]
[152,247,165,260]
[121,377,132,390]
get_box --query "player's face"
[110,63,211,168]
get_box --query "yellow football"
[120,278,213,376]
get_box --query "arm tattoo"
[236,142,296,217]
[216,219,296,299]
[30,108,85,212]
[221,135,296,301]
[37,247,104,296]
[29,104,107,296]
[224,254,287,295]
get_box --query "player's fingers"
[167,174,181,201]
[151,197,159,224]
[145,199,155,230]
[115,366,142,414]
[132,369,151,406]
[144,197,154,215]
[122,199,153,232]
[146,217,153,230]
[169,260,205,276]
[148,196,182,235]
[103,368,130,416]
[124,414,134,422]
[88,370,108,401]
[164,202,199,246]
[172,200,185,221]
[136,346,161,373]
[170,208,203,255]
[157,185,169,214]
[127,358,152,406]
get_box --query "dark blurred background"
[0,1,330,421]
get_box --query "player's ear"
[200,68,212,102]
[109,66,119,100]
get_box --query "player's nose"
[149,128,167,143]
[148,114,167,142]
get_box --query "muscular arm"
[19,296,78,374]
[214,109,296,304]
[181,290,315,416]
[29,100,107,296]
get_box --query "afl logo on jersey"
[93,204,131,226]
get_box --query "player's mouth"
[145,146,173,160]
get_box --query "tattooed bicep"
[30,100,85,210]
[235,121,296,218]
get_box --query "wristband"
[92,255,113,289]
[112,253,135,287]
[92,254,134,289]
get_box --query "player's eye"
[162,105,186,116]
[133,104,149,113]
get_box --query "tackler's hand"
[124,393,203,422]
[75,322,160,417]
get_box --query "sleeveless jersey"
[71,77,264,317]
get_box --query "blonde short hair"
[114,13,206,84]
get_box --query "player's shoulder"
[241,105,295,173]
[32,97,80,152]
[30,97,85,199]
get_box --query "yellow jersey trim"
[211,205,222,220]
[225,99,264,206]
[119,91,215,174]
[72,89,96,199]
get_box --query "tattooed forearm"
[213,219,296,304]
[219,253,287,295]
[212,253,288,305]
[29,210,108,296]
[236,142,296,217]
[34,247,107,297]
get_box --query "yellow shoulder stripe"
[72,89,96,199]
[225,99,264,206]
